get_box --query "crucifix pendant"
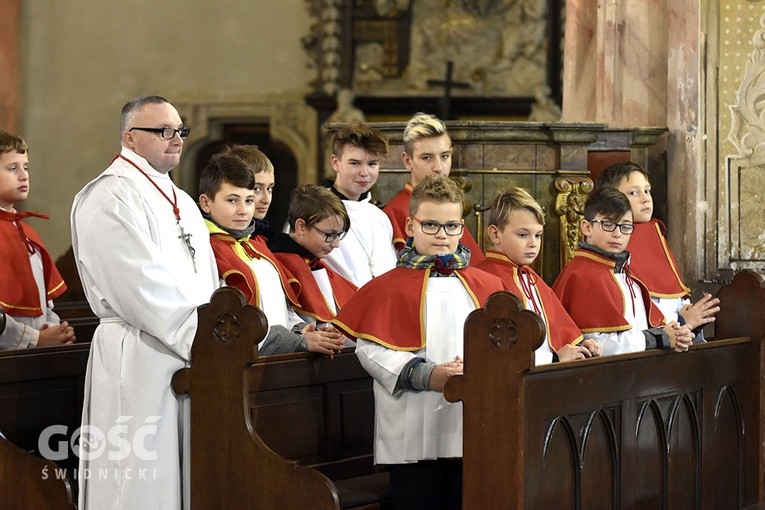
[177,222,197,273]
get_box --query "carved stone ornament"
[488,317,518,350]
[728,13,765,164]
[302,0,342,95]
[213,312,242,344]
[724,12,765,267]
[553,177,593,267]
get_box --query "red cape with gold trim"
[552,249,665,333]
[382,183,486,264]
[271,251,358,324]
[627,219,690,299]
[476,251,582,350]
[334,266,505,351]
[208,229,300,308]
[0,211,66,316]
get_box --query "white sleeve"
[0,315,39,349]
[583,329,646,356]
[355,339,417,395]
[44,301,62,326]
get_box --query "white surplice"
[323,196,397,287]
[70,147,219,510]
[355,277,474,464]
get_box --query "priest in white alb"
[70,96,219,510]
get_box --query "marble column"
[0,0,21,133]
[562,0,670,126]
[561,0,705,286]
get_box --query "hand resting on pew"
[37,321,75,347]
[429,357,464,392]
[557,338,603,361]
[665,321,693,352]
[301,323,346,356]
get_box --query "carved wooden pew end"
[0,436,75,509]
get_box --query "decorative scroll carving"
[724,12,765,269]
[553,176,593,267]
[728,13,765,164]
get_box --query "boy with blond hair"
[200,147,345,355]
[476,186,600,364]
[268,184,358,327]
[0,130,74,349]
[553,187,694,355]
[383,112,485,263]
[594,161,719,341]
[336,175,505,510]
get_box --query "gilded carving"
[553,177,593,267]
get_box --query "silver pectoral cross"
[178,222,197,273]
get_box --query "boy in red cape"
[0,130,74,349]
[594,161,719,341]
[552,187,694,355]
[383,112,485,263]
[199,146,344,356]
[335,176,504,510]
[476,186,600,364]
[267,184,357,329]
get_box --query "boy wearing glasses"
[383,113,485,263]
[267,185,358,328]
[324,122,397,287]
[199,147,345,356]
[476,187,600,364]
[594,161,719,341]
[552,187,694,355]
[335,176,505,510]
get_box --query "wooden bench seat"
[3,270,764,508]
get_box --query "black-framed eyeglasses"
[129,126,191,139]
[588,218,634,235]
[312,226,347,243]
[413,217,465,236]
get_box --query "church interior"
[2,1,765,508]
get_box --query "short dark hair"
[287,185,350,231]
[0,130,28,155]
[594,161,650,191]
[120,95,169,134]
[583,187,632,222]
[409,175,464,216]
[199,153,255,198]
[331,122,388,159]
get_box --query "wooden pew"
[173,287,387,509]
[445,269,765,509]
[4,270,763,509]
[0,436,75,509]
[0,343,89,509]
